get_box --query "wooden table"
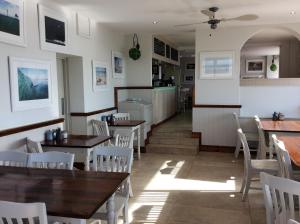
[260,119,300,133]
[109,120,145,160]
[41,135,112,171]
[278,136,300,166]
[0,166,129,224]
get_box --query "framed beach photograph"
[9,57,52,111]
[112,51,125,79]
[199,51,234,79]
[246,59,265,74]
[92,60,109,91]
[0,0,25,46]
[38,4,68,52]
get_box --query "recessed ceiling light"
[153,21,159,24]
[290,11,296,15]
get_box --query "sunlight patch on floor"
[145,160,236,192]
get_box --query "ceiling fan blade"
[174,21,208,27]
[201,9,214,19]
[222,14,258,22]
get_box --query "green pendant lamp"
[129,33,141,60]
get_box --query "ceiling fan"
[175,7,258,29]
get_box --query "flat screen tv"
[45,16,66,46]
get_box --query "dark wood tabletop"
[108,120,145,127]
[41,135,112,148]
[278,136,300,166]
[260,120,300,133]
[0,166,129,219]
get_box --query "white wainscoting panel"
[193,108,240,146]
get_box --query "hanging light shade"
[129,33,141,60]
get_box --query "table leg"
[84,149,91,171]
[107,193,116,224]
[137,126,141,160]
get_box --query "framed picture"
[199,51,234,79]
[92,60,109,91]
[38,4,68,52]
[76,13,91,38]
[246,59,265,74]
[0,0,25,46]
[184,74,194,83]
[9,57,52,111]
[112,51,125,79]
[186,63,195,70]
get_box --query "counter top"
[154,86,176,90]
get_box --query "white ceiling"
[52,0,300,47]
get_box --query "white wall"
[125,33,153,86]
[0,0,128,149]
[193,24,300,146]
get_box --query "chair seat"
[91,194,127,220]
[252,159,279,173]
[245,132,259,141]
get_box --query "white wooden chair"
[260,172,300,224]
[0,201,47,224]
[113,129,135,197]
[113,113,130,121]
[238,129,279,201]
[289,220,300,224]
[0,151,28,167]
[233,113,258,158]
[91,119,112,145]
[254,115,273,159]
[91,146,133,224]
[114,129,134,149]
[28,152,74,170]
[272,135,300,181]
[26,138,43,153]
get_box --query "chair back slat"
[113,113,130,121]
[0,201,47,224]
[28,152,74,170]
[26,139,43,153]
[261,172,300,224]
[0,151,28,167]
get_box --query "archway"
[240,27,300,79]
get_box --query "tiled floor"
[128,112,266,224]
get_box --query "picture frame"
[76,13,91,38]
[0,0,26,46]
[186,63,195,70]
[9,57,52,111]
[184,74,194,83]
[38,4,68,52]
[92,60,110,91]
[246,59,265,74]
[112,51,125,79]
[199,51,234,79]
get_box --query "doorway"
[56,56,71,131]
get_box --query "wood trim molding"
[70,107,117,117]
[193,104,242,108]
[0,118,64,137]
[114,86,153,109]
